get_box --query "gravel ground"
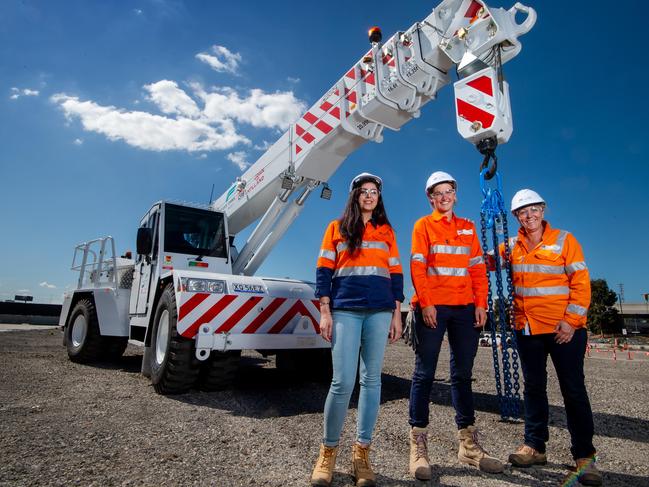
[1,328,648,487]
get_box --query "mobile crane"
[59,0,536,394]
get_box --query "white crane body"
[59,0,536,393]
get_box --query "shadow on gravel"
[381,374,649,444]
[107,352,649,444]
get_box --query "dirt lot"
[1,328,648,487]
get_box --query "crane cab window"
[163,204,227,258]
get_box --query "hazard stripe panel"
[178,292,210,321]
[464,0,482,18]
[315,120,333,134]
[466,75,493,96]
[457,99,495,128]
[216,296,263,333]
[182,294,237,338]
[303,112,318,124]
[242,297,286,333]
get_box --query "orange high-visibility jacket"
[410,211,487,308]
[500,222,590,335]
[316,219,404,309]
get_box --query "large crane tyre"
[198,350,241,391]
[65,298,103,363]
[149,284,199,394]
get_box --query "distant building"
[613,302,649,334]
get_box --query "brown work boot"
[508,444,547,467]
[351,442,376,486]
[457,425,504,473]
[409,427,432,480]
[311,444,338,486]
[575,457,603,486]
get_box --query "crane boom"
[212,0,536,276]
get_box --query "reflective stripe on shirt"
[411,253,425,263]
[468,256,484,267]
[427,266,468,277]
[319,249,336,260]
[515,285,569,297]
[333,266,390,279]
[430,244,470,255]
[566,303,588,316]
[565,261,588,275]
[388,257,401,266]
[512,263,565,275]
[336,241,389,253]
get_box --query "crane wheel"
[149,284,199,394]
[66,298,103,363]
[198,350,241,391]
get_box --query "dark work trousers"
[409,304,480,429]
[516,328,596,459]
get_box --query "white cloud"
[253,140,271,151]
[73,138,83,145]
[287,77,300,84]
[192,85,305,131]
[134,8,143,15]
[144,80,200,118]
[9,87,40,100]
[226,151,250,171]
[51,93,249,152]
[198,153,207,159]
[196,45,242,74]
[39,281,57,289]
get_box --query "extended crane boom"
[212,0,536,276]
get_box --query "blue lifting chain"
[478,145,521,421]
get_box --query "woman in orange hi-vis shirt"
[504,189,601,486]
[406,171,503,482]
[310,172,404,487]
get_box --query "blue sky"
[1,0,647,304]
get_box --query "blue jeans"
[323,309,392,446]
[409,305,480,429]
[516,328,596,459]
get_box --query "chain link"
[479,168,521,420]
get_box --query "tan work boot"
[457,425,504,473]
[351,442,376,487]
[508,444,547,467]
[311,444,338,486]
[575,457,603,486]
[409,427,432,480]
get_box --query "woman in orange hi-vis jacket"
[406,171,504,482]
[504,189,601,486]
[310,172,404,487]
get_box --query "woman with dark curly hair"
[310,172,404,487]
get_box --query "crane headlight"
[181,277,226,294]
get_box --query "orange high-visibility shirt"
[316,219,404,309]
[500,222,590,335]
[410,210,487,308]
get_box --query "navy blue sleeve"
[390,273,405,303]
[316,267,334,299]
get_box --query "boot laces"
[470,428,487,454]
[355,445,370,470]
[415,432,428,460]
[318,447,335,470]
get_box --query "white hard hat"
[425,171,456,194]
[349,172,383,192]
[511,189,546,214]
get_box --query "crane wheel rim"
[71,314,87,348]
[155,310,170,365]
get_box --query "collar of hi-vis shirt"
[431,209,456,223]
[517,220,553,253]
